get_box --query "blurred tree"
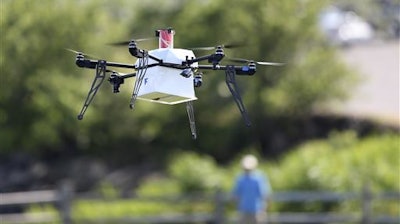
[0,0,133,154]
[128,0,357,159]
[1,0,357,163]
[168,151,222,193]
[1,0,88,153]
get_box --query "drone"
[69,28,283,139]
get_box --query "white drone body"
[135,48,198,105]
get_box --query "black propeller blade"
[190,42,245,51]
[229,58,285,66]
[65,48,82,54]
[65,48,100,59]
[108,37,156,46]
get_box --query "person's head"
[241,154,258,172]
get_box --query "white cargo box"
[135,48,198,105]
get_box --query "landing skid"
[225,65,252,126]
[186,101,197,139]
[77,60,107,120]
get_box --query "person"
[232,154,272,224]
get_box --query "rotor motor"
[75,53,85,67]
[128,41,139,57]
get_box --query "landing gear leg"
[225,65,252,126]
[130,56,148,109]
[77,60,107,120]
[186,101,197,139]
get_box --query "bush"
[265,131,400,213]
[168,151,222,193]
[272,131,399,192]
[23,133,398,218]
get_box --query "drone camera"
[180,68,193,78]
[108,73,124,93]
[194,73,203,88]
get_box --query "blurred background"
[0,0,399,223]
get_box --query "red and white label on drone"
[158,30,174,48]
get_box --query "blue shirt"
[233,170,271,213]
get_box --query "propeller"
[229,58,285,66]
[65,48,84,55]
[65,48,100,59]
[108,37,156,46]
[190,42,245,51]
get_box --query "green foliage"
[126,0,358,158]
[266,131,400,213]
[73,199,177,220]
[72,198,214,221]
[2,0,398,220]
[22,132,399,218]
[168,151,222,193]
[1,0,363,167]
[136,176,180,197]
[137,133,399,214]
[271,131,399,192]
[0,0,130,153]
[96,181,119,199]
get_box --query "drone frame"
[72,28,281,139]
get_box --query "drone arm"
[106,61,136,69]
[119,72,136,79]
[148,54,163,63]
[198,65,256,75]
[186,54,214,64]
[76,59,97,69]
[186,54,224,68]
[76,59,136,70]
